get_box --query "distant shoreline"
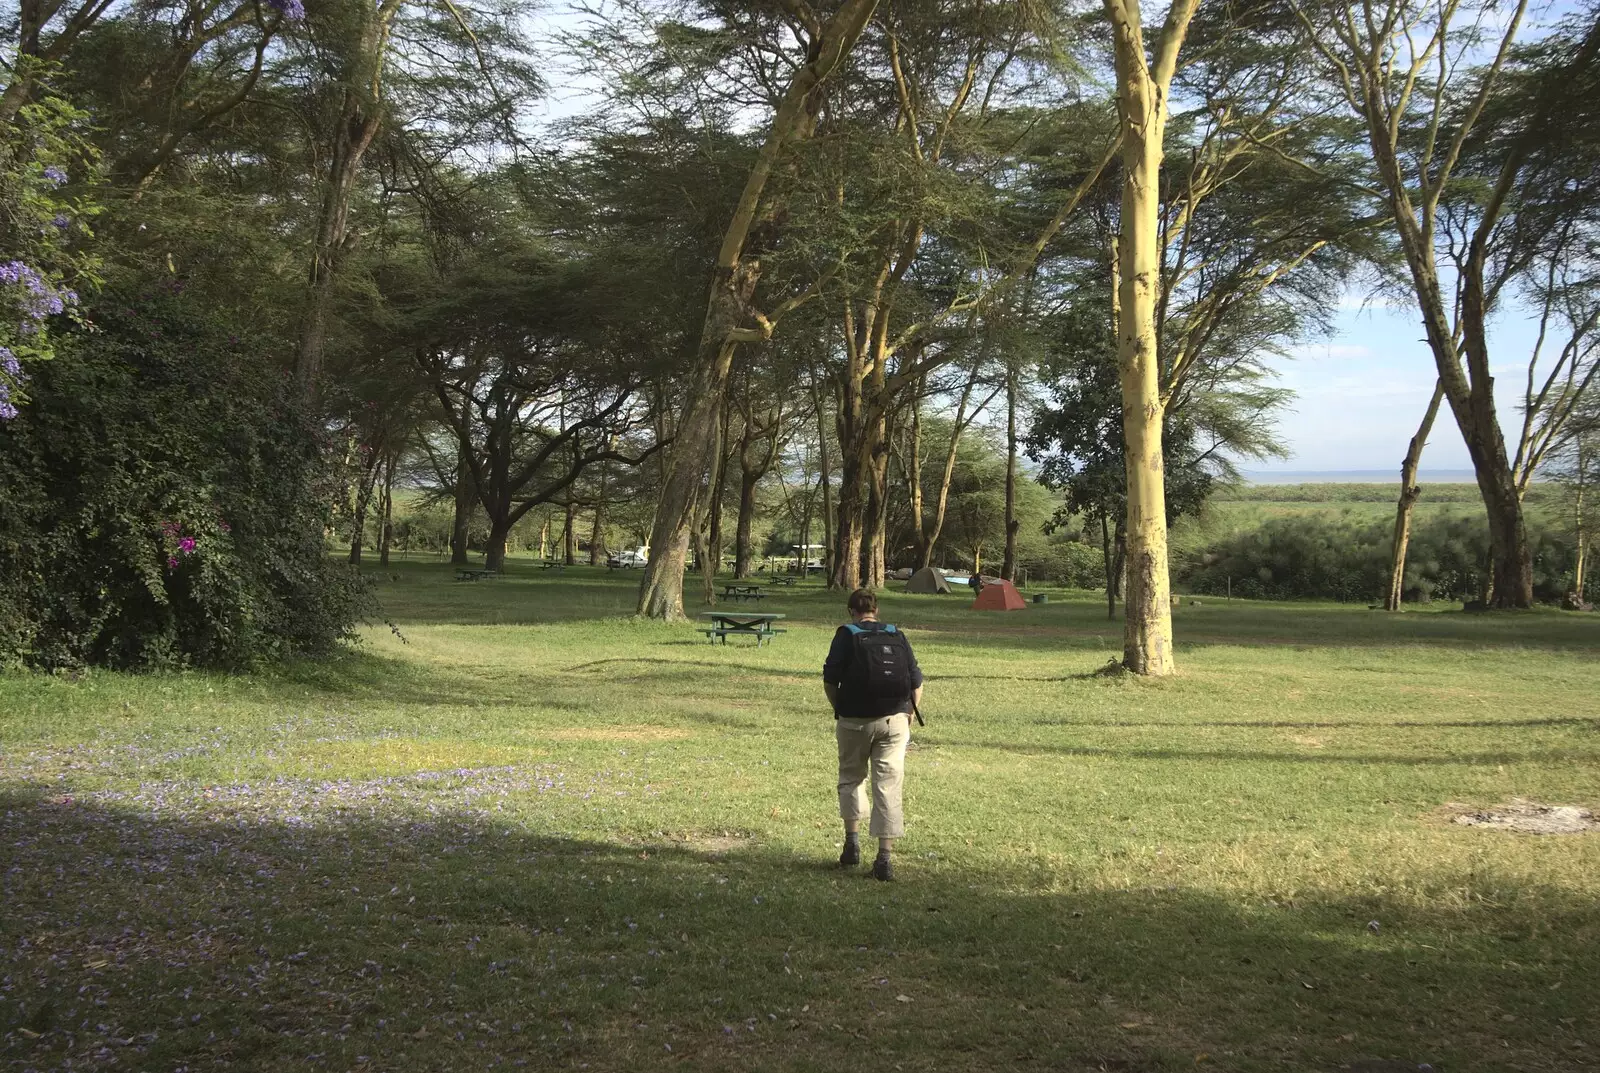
[1241,469,1482,485]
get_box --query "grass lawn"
[3,563,1598,1072]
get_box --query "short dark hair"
[847,588,877,616]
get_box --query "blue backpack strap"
[844,623,865,635]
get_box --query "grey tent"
[905,566,951,594]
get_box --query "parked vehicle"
[608,547,649,568]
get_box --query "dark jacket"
[823,620,923,718]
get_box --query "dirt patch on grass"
[639,830,754,856]
[1444,798,1597,834]
[542,726,692,742]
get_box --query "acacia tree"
[1099,0,1200,674]
[293,0,537,399]
[1364,14,1600,607]
[805,0,1077,591]
[1547,406,1599,603]
[632,0,881,620]
[412,243,664,572]
[730,370,789,578]
[1382,381,1445,609]
[1286,0,1600,608]
[895,360,1002,569]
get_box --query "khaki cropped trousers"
[835,713,910,838]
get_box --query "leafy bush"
[1019,538,1104,588]
[0,288,363,669]
[1178,512,1584,603]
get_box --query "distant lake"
[1241,469,1481,485]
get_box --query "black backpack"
[844,623,914,700]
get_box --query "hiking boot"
[872,854,895,882]
[839,842,860,868]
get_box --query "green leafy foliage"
[0,287,363,668]
[1180,512,1585,603]
[0,87,102,415]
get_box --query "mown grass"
[2,563,1598,1072]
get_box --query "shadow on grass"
[965,738,1592,767]
[1035,717,1600,731]
[2,786,1594,1073]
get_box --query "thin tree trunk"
[734,471,760,579]
[812,370,835,581]
[1103,0,1195,675]
[707,404,734,576]
[635,0,879,620]
[563,502,577,565]
[1574,502,1587,598]
[589,477,609,566]
[1101,511,1116,619]
[451,438,473,565]
[378,454,395,567]
[348,454,382,566]
[537,518,549,561]
[1385,380,1446,610]
[1002,363,1019,581]
[1576,448,1589,598]
[904,386,927,566]
[864,442,889,588]
[1574,483,1586,598]
[916,366,984,570]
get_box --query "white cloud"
[1287,343,1376,360]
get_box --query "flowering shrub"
[0,91,100,421]
[0,288,363,669]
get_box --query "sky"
[1262,297,1547,476]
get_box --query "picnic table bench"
[721,583,765,601]
[699,611,786,646]
[539,559,567,571]
[767,575,797,587]
[455,568,499,582]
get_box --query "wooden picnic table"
[721,583,765,601]
[455,568,499,582]
[767,575,797,587]
[698,611,786,646]
[539,559,567,571]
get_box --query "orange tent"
[971,578,1025,611]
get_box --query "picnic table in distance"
[539,559,567,571]
[699,611,786,646]
[455,568,499,582]
[721,583,765,601]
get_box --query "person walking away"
[823,588,924,880]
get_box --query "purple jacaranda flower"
[0,401,16,421]
[0,347,19,379]
[179,537,196,553]
[51,214,69,229]
[0,261,68,323]
[42,165,67,185]
[167,556,179,568]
